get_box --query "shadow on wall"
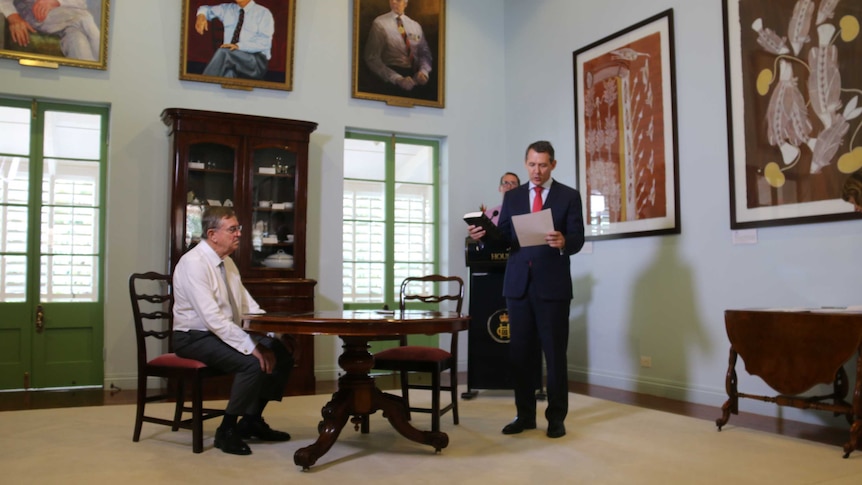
[569,273,596,379]
[627,238,711,399]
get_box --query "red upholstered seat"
[148,353,209,369]
[130,272,228,453]
[363,275,465,434]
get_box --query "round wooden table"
[243,310,470,470]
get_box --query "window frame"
[0,95,109,304]
[342,131,440,310]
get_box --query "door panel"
[0,100,106,390]
[0,302,31,388]
[34,302,102,387]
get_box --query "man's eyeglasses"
[222,225,242,234]
[500,181,519,187]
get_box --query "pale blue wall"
[503,0,862,427]
[0,0,509,390]
[1,0,856,427]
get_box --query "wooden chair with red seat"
[365,275,465,433]
[129,271,226,453]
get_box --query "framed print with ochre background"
[352,0,445,108]
[724,0,862,228]
[0,0,109,70]
[574,9,680,241]
[180,0,295,91]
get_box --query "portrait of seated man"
[0,0,100,61]
[194,0,274,80]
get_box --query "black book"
[464,211,503,241]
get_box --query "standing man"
[468,141,585,439]
[195,0,273,80]
[173,207,293,455]
[0,0,100,61]
[484,172,521,225]
[363,0,432,93]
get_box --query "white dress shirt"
[363,11,433,84]
[173,241,263,355]
[197,0,274,59]
[529,179,553,207]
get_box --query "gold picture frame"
[352,0,445,108]
[0,0,110,70]
[180,0,295,91]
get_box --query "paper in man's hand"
[512,209,553,247]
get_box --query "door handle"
[36,304,44,334]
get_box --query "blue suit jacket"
[496,179,585,300]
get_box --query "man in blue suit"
[468,140,584,438]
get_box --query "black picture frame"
[724,0,862,229]
[573,9,680,240]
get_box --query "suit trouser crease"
[507,268,570,424]
[173,330,293,415]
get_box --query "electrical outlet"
[640,356,652,368]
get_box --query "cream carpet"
[2,390,861,484]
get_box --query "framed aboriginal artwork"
[573,9,680,240]
[724,0,862,228]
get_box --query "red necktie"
[396,16,414,64]
[532,186,543,213]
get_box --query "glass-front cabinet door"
[168,133,240,266]
[184,142,237,252]
[249,144,297,273]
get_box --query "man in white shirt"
[194,0,274,79]
[363,0,432,93]
[0,0,100,61]
[173,207,293,456]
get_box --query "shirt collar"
[199,240,227,267]
[529,179,553,191]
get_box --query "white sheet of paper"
[511,208,553,247]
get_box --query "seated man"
[172,206,293,455]
[195,0,273,79]
[1,0,100,61]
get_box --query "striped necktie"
[396,16,414,64]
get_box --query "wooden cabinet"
[161,108,318,395]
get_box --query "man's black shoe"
[547,421,566,438]
[501,418,537,435]
[214,426,252,455]
[237,417,291,442]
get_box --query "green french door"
[0,98,108,390]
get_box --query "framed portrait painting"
[0,0,109,70]
[352,0,445,108]
[573,9,680,241]
[724,0,862,229]
[180,0,295,91]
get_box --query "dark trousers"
[506,274,570,424]
[173,330,293,416]
[202,49,268,79]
